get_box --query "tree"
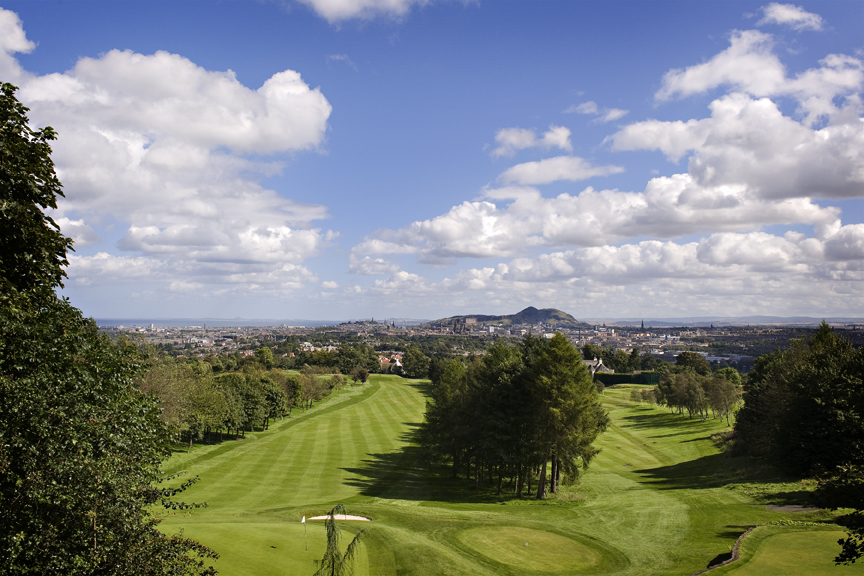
[0,84,72,298]
[814,465,864,565]
[676,351,711,376]
[715,366,741,387]
[0,83,216,574]
[522,334,609,498]
[314,504,365,576]
[402,346,431,379]
[628,347,642,372]
[255,346,274,369]
[735,323,864,476]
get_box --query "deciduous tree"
[0,83,216,575]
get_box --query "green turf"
[456,526,602,572]
[159,378,852,576]
[713,526,864,575]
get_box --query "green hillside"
[159,376,858,576]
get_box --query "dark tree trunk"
[516,466,523,498]
[536,459,547,500]
[497,469,503,495]
[550,454,558,494]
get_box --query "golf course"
[159,375,862,575]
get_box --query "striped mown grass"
[159,377,854,575]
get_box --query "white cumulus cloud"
[757,3,824,31]
[497,156,624,185]
[490,125,572,158]
[4,10,335,293]
[655,29,863,125]
[610,93,864,199]
[296,0,431,23]
[0,8,33,84]
[565,101,629,123]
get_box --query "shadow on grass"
[621,411,709,431]
[635,454,812,506]
[635,453,730,489]
[341,425,517,504]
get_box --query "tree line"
[420,334,608,499]
[138,352,366,451]
[732,323,864,564]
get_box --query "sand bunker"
[308,514,371,521]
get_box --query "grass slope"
[160,378,858,576]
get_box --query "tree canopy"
[421,334,608,498]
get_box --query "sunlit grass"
[159,378,849,575]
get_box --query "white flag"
[301,516,306,523]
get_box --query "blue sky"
[2,0,862,320]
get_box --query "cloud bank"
[2,9,334,296]
[350,14,863,316]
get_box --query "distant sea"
[94,318,337,328]
[93,318,430,328]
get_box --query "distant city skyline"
[2,0,862,320]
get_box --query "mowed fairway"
[160,377,860,576]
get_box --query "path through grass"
[160,378,858,575]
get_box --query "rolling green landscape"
[158,376,861,575]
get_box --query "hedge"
[594,371,660,386]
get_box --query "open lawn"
[159,377,859,575]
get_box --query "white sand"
[308,514,371,521]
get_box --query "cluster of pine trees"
[420,334,608,499]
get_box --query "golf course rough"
[159,376,854,576]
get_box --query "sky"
[1,0,862,321]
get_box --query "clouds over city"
[350,13,864,315]
[3,2,861,319]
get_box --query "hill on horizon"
[433,306,588,328]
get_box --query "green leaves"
[0,83,72,298]
[0,84,216,575]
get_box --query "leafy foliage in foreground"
[314,504,366,576]
[0,82,216,575]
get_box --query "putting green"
[714,528,864,575]
[457,526,603,572]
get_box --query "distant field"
[159,376,859,575]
